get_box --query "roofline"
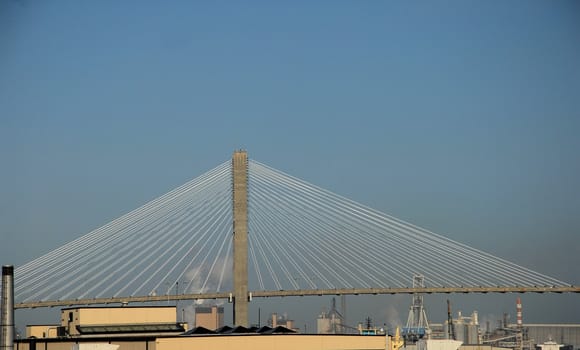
[520,324,580,327]
[17,333,388,343]
[61,305,176,311]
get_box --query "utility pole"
[341,295,347,334]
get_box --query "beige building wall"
[195,306,224,330]
[156,334,387,350]
[17,334,387,350]
[25,325,59,338]
[109,340,157,350]
[460,346,511,350]
[61,307,176,335]
[15,342,75,350]
[15,340,156,350]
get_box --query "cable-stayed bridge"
[7,151,579,326]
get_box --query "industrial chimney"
[1,265,14,350]
[515,297,524,350]
[516,297,522,328]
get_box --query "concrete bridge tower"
[232,150,249,326]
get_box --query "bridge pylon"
[232,150,249,326]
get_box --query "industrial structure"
[29,306,185,338]
[523,324,580,349]
[1,266,14,350]
[483,298,533,350]
[194,305,224,330]
[445,310,480,344]
[268,313,297,332]
[357,317,386,336]
[537,339,565,350]
[316,298,345,334]
[484,320,580,350]
[427,297,580,350]
[403,275,431,342]
[468,297,580,350]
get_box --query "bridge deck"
[15,286,580,309]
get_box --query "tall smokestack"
[516,297,522,328]
[1,265,14,350]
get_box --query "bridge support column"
[1,265,14,350]
[232,151,249,326]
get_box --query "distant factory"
[11,297,580,350]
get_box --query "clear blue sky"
[1,0,579,331]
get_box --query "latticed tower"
[404,274,430,342]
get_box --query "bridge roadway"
[15,285,580,309]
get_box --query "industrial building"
[14,305,394,350]
[317,309,343,334]
[317,297,346,334]
[269,313,298,332]
[194,305,224,330]
[518,324,580,350]
[480,298,580,350]
[444,311,481,344]
[25,306,185,339]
